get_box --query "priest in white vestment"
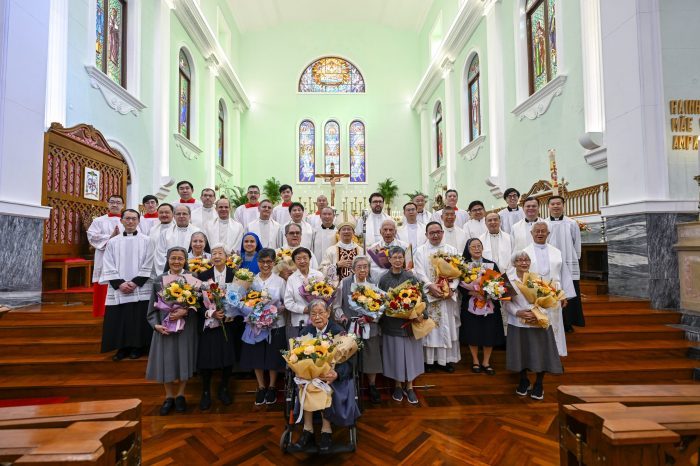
[190,188,217,229]
[498,188,525,234]
[479,212,514,274]
[138,195,160,236]
[280,202,313,250]
[355,193,391,248]
[246,200,281,249]
[311,207,338,260]
[397,201,426,251]
[441,206,468,254]
[321,222,363,280]
[153,204,200,276]
[271,184,294,226]
[280,223,319,275]
[233,185,261,229]
[148,204,174,250]
[432,189,469,228]
[413,193,433,225]
[306,195,329,230]
[464,200,487,239]
[204,197,244,254]
[87,194,124,317]
[367,220,407,282]
[414,222,461,371]
[511,197,543,253]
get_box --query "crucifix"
[314,162,349,207]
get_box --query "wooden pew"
[558,385,700,406]
[0,399,141,429]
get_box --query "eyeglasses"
[287,231,301,236]
[427,231,443,235]
[310,312,327,318]
[108,200,123,205]
[515,258,531,263]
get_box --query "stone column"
[204,56,218,189]
[441,58,457,189]
[152,0,174,199]
[418,104,430,194]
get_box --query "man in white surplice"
[441,206,468,254]
[153,204,200,276]
[280,202,313,250]
[414,221,461,372]
[498,188,525,234]
[137,195,160,236]
[397,201,426,251]
[311,207,338,260]
[148,203,174,250]
[367,220,407,282]
[204,197,244,254]
[511,197,543,253]
[432,189,468,228]
[271,184,294,226]
[306,195,329,230]
[522,222,574,357]
[246,200,280,249]
[464,200,487,239]
[190,188,217,229]
[233,184,261,229]
[479,212,514,274]
[355,193,391,248]
[413,193,433,225]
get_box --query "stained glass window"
[324,121,340,176]
[218,100,225,167]
[299,57,365,93]
[349,121,366,183]
[95,0,126,86]
[178,49,191,139]
[526,0,557,94]
[298,120,316,183]
[435,102,444,169]
[467,55,481,143]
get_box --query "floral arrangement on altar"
[576,219,592,232]
[299,276,338,305]
[515,272,567,328]
[188,257,212,274]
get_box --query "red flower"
[389,301,399,310]
[403,303,410,309]
[210,283,219,290]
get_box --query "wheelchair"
[279,319,362,454]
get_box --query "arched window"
[526,0,557,94]
[298,120,316,182]
[95,0,127,86]
[435,102,444,169]
[349,121,366,183]
[217,100,225,167]
[178,49,192,139]
[324,120,340,175]
[466,55,481,142]
[299,57,365,93]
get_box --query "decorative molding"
[85,66,146,116]
[601,200,698,217]
[512,74,567,121]
[216,164,233,179]
[430,165,446,179]
[173,133,203,160]
[458,135,486,161]
[155,176,175,201]
[485,176,504,198]
[579,131,604,150]
[583,146,608,169]
[0,200,52,219]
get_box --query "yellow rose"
[303,345,315,355]
[288,353,298,363]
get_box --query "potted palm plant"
[262,177,281,205]
[377,178,399,215]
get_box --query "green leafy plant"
[221,185,249,208]
[377,178,399,214]
[404,190,425,201]
[262,177,282,205]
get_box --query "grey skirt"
[356,335,383,374]
[506,324,563,374]
[382,334,424,382]
[145,311,199,383]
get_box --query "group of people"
[87,180,584,434]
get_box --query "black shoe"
[565,325,575,334]
[425,363,435,373]
[218,386,232,406]
[128,348,142,359]
[199,391,211,411]
[174,395,186,413]
[471,364,482,374]
[159,397,175,416]
[292,430,316,452]
[112,348,129,361]
[265,387,277,404]
[438,363,455,373]
[255,387,266,406]
[516,379,530,396]
[319,432,333,454]
[369,384,381,404]
[482,365,496,376]
[530,384,544,400]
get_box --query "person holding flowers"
[335,255,384,404]
[503,250,563,400]
[459,238,505,375]
[239,232,263,274]
[195,243,236,411]
[240,248,287,406]
[378,246,427,404]
[284,247,326,338]
[146,247,202,415]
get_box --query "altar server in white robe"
[174,180,202,209]
[87,194,124,317]
[355,193,391,247]
[480,212,514,274]
[100,209,154,361]
[464,200,487,239]
[432,189,468,228]
[153,205,200,276]
[148,203,174,248]
[190,188,217,229]
[246,200,280,249]
[280,202,313,250]
[311,207,338,260]
[367,220,408,282]
[138,195,161,236]
[305,195,329,230]
[413,193,433,225]
[233,185,261,229]
[414,221,461,371]
[498,188,525,234]
[321,222,363,281]
[441,206,468,254]
[522,222,575,357]
[511,197,544,253]
[545,196,585,331]
[205,197,244,254]
[271,184,294,226]
[397,202,426,251]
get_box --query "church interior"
[1,0,700,464]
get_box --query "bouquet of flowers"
[201,282,228,340]
[385,280,435,340]
[348,284,386,339]
[154,276,202,333]
[458,262,487,287]
[429,252,463,299]
[462,268,515,316]
[240,288,279,344]
[233,268,255,290]
[515,272,567,328]
[576,219,592,232]
[226,253,242,270]
[367,245,391,270]
[188,257,212,274]
[299,276,338,305]
[273,248,296,275]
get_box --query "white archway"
[106,138,139,209]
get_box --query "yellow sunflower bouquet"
[226,253,243,270]
[385,280,435,340]
[188,257,213,275]
[154,279,201,333]
[349,284,386,321]
[299,276,338,305]
[273,247,296,275]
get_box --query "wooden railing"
[516,180,608,218]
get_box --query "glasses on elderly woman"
[310,311,328,318]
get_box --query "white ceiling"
[226,0,436,33]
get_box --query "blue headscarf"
[240,232,263,274]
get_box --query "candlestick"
[548,149,559,196]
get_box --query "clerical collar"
[525,217,539,223]
[534,243,547,249]
[549,216,564,221]
[489,232,500,237]
[180,198,195,204]
[122,231,138,236]
[218,218,229,223]
[507,206,520,212]
[244,202,260,208]
[107,213,121,218]
[321,224,335,230]
[202,206,213,210]
[176,225,189,231]
[143,212,158,218]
